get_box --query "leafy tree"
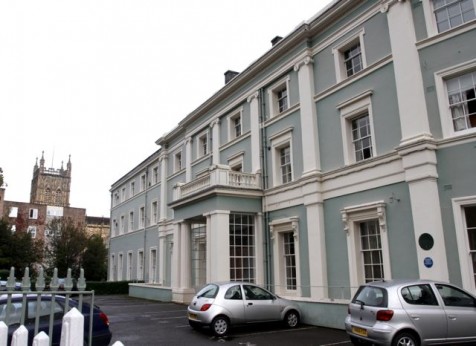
[46,217,88,278]
[0,167,4,187]
[0,217,44,278]
[82,234,108,281]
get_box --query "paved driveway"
[94,295,351,346]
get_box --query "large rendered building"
[108,0,476,328]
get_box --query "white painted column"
[399,142,449,281]
[180,222,192,289]
[211,119,220,165]
[205,214,212,283]
[159,154,168,221]
[158,233,166,286]
[306,200,328,298]
[206,210,230,282]
[185,137,192,182]
[386,1,431,143]
[247,91,261,174]
[294,55,320,175]
[171,221,181,292]
[254,213,265,286]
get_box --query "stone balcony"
[173,164,262,201]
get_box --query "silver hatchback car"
[187,282,301,336]
[345,279,476,346]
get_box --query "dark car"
[0,294,112,346]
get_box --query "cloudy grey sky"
[0,0,331,217]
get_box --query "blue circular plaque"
[424,257,433,268]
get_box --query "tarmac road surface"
[93,295,351,346]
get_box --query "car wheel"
[284,310,300,328]
[392,331,419,346]
[211,315,229,337]
[189,320,201,330]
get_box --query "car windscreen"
[352,286,387,307]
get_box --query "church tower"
[30,151,72,207]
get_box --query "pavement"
[93,295,352,346]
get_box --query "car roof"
[363,279,446,289]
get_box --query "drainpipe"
[259,88,272,291]
[143,167,149,283]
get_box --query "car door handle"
[448,315,456,320]
[410,314,420,320]
[247,302,253,306]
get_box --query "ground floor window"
[229,213,255,282]
[283,232,297,290]
[359,220,384,283]
[191,223,207,289]
[465,206,476,287]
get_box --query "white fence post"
[0,321,7,346]
[11,325,28,346]
[32,332,49,346]
[60,308,84,346]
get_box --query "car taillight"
[200,304,212,311]
[99,312,110,326]
[376,310,394,321]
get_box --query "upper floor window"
[120,215,125,234]
[270,128,293,187]
[27,226,37,238]
[333,29,367,83]
[9,207,18,218]
[268,76,290,118]
[197,131,208,158]
[344,43,363,77]
[435,61,476,137]
[140,206,145,228]
[151,201,158,225]
[152,166,159,185]
[174,151,182,172]
[129,211,134,232]
[338,91,376,164]
[29,208,38,219]
[447,70,476,131]
[228,108,243,141]
[140,174,146,191]
[121,187,126,202]
[130,181,135,197]
[433,0,475,33]
[280,146,292,184]
[352,114,373,162]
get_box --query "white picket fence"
[0,309,124,346]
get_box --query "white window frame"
[174,150,182,173]
[151,200,158,225]
[120,214,125,234]
[332,29,367,83]
[270,128,294,187]
[128,211,134,232]
[338,91,376,165]
[268,76,291,118]
[29,208,38,220]
[117,252,124,281]
[452,195,476,293]
[137,249,144,281]
[139,205,145,229]
[435,59,476,138]
[269,217,301,297]
[9,207,18,218]
[140,174,146,192]
[130,181,135,197]
[126,251,133,281]
[422,0,476,36]
[196,130,209,158]
[227,107,243,141]
[341,201,392,294]
[149,247,158,283]
[228,152,244,172]
[152,166,159,185]
[110,254,116,281]
[27,226,37,238]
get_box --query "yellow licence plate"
[352,326,368,337]
[188,312,198,320]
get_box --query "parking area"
[94,295,351,345]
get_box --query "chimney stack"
[224,70,239,84]
[271,36,283,46]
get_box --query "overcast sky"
[0,0,331,217]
